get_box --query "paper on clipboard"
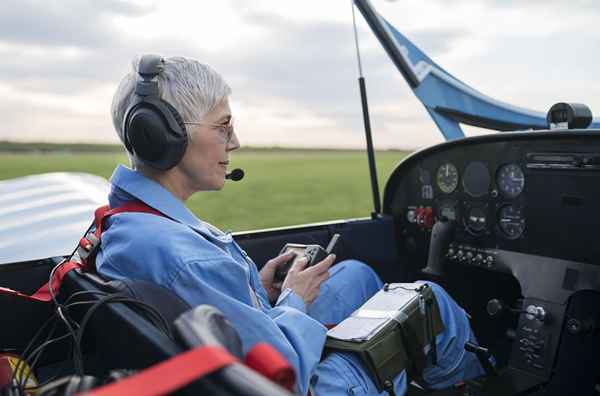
[326,283,423,342]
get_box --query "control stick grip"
[423,218,454,276]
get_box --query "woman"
[97,55,484,395]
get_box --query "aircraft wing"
[354,0,600,140]
[0,173,109,265]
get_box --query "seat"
[60,270,289,395]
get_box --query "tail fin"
[354,0,600,140]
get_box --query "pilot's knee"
[418,281,457,306]
[335,259,383,291]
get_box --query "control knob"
[446,248,456,260]
[525,305,547,323]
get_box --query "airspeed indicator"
[436,163,458,194]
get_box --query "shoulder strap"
[92,201,165,239]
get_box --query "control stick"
[423,218,454,277]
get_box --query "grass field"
[0,149,411,231]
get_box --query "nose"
[226,130,240,152]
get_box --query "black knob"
[567,318,595,335]
[487,299,505,316]
[567,318,582,334]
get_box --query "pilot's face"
[177,98,240,192]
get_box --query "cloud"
[2,0,600,150]
[0,0,152,48]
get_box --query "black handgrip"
[423,218,454,276]
[465,341,497,377]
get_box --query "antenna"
[351,1,381,217]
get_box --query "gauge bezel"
[496,204,526,240]
[496,163,525,199]
[462,161,491,198]
[436,162,459,194]
[463,204,488,235]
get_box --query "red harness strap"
[80,342,295,396]
[0,260,83,303]
[245,343,295,391]
[91,202,164,243]
[80,345,236,396]
[0,201,164,303]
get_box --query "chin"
[212,178,226,191]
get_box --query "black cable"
[64,290,108,305]
[45,220,95,378]
[21,299,104,394]
[17,332,73,392]
[12,282,171,395]
[10,310,61,393]
[15,299,100,394]
[75,294,173,352]
[18,293,171,394]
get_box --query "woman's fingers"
[290,256,309,272]
[268,250,296,267]
[308,254,335,275]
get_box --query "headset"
[123,54,188,170]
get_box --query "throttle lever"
[465,341,497,377]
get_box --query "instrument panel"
[383,131,600,265]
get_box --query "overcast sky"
[1,0,599,150]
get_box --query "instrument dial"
[497,205,525,239]
[465,206,487,234]
[438,200,458,221]
[436,163,459,194]
[463,162,490,198]
[497,164,525,199]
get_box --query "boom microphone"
[225,168,245,181]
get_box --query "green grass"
[0,149,410,231]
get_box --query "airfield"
[0,143,408,231]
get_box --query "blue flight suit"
[97,165,484,395]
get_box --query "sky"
[1,0,600,150]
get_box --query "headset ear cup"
[163,101,187,135]
[126,106,168,162]
[124,100,188,170]
[160,100,188,167]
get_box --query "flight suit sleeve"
[170,260,326,395]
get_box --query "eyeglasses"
[183,117,235,144]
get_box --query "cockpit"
[383,129,600,395]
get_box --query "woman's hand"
[259,251,296,303]
[282,254,336,306]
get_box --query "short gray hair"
[111,56,232,169]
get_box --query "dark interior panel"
[234,216,407,284]
[383,130,600,395]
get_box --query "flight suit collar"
[108,165,233,243]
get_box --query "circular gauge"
[465,206,487,234]
[438,200,458,221]
[462,162,490,197]
[497,164,525,199]
[498,205,525,239]
[436,163,459,193]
